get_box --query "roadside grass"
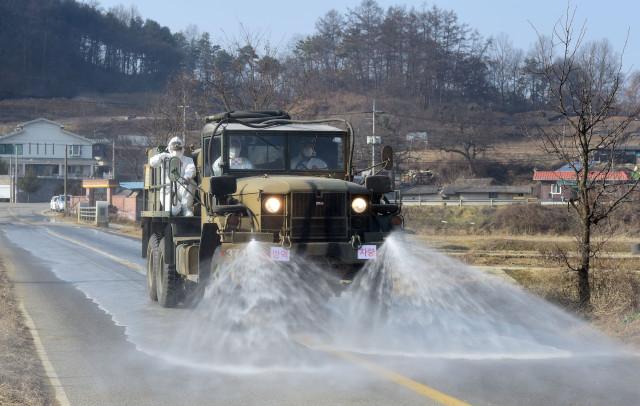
[428,236,638,254]
[0,258,53,406]
[404,205,640,238]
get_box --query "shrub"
[491,205,577,235]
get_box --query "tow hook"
[350,234,362,250]
[280,233,292,249]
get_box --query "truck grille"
[290,192,348,240]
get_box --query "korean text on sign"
[270,247,290,262]
[357,245,377,260]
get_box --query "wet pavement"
[1,203,639,406]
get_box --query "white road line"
[18,301,71,406]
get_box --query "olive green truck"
[141,111,402,307]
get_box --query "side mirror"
[168,156,182,182]
[381,145,394,170]
[210,175,237,197]
[365,175,392,194]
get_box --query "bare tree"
[622,70,640,111]
[489,33,525,107]
[147,71,204,147]
[436,104,496,177]
[533,7,640,308]
[208,30,298,111]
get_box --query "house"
[532,170,630,202]
[0,118,99,179]
[0,118,108,202]
[402,178,533,204]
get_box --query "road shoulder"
[0,256,55,406]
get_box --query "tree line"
[2,0,639,118]
[176,0,639,113]
[0,0,183,98]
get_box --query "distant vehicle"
[141,110,402,308]
[57,195,71,211]
[51,195,71,212]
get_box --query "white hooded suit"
[149,137,196,216]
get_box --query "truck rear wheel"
[146,234,160,301]
[156,237,183,308]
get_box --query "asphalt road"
[1,203,640,406]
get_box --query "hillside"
[3,92,622,185]
[0,1,186,98]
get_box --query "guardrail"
[400,198,566,207]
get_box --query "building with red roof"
[533,169,630,202]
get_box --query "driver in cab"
[291,141,327,170]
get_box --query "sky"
[93,0,640,71]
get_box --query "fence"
[77,201,109,226]
[400,197,567,207]
[78,206,97,224]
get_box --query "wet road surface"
[1,203,639,406]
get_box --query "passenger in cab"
[212,138,254,175]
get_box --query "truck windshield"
[216,132,345,174]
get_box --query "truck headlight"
[264,196,283,214]
[351,197,368,214]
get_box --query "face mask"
[302,147,314,158]
[172,149,183,158]
[229,147,240,159]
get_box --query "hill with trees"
[0,0,560,110]
[0,0,184,98]
[2,0,639,186]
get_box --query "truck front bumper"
[219,231,385,264]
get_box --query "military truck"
[141,111,402,307]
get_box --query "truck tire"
[146,234,160,301]
[156,237,183,308]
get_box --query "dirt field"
[0,258,53,406]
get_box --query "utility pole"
[8,153,12,204]
[64,144,68,216]
[112,139,116,179]
[13,148,18,204]
[372,99,376,167]
[366,99,385,168]
[178,95,189,145]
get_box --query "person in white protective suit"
[149,137,196,216]
[212,138,254,176]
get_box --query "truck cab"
[141,111,402,307]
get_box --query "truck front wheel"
[146,234,160,301]
[156,237,183,307]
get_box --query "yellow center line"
[295,338,471,406]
